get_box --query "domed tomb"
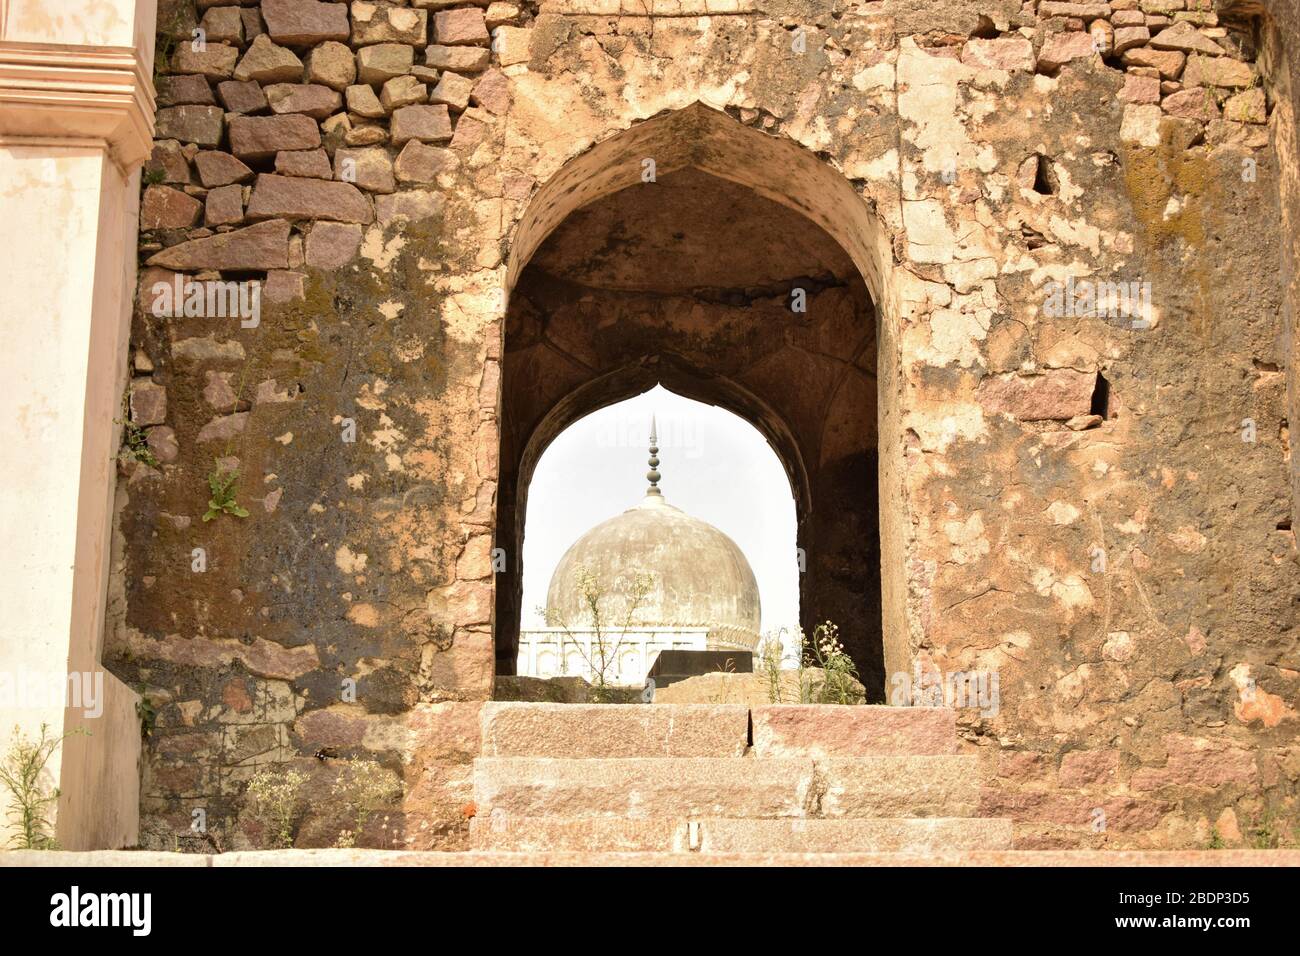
[546,490,761,633]
[524,418,762,684]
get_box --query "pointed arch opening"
[517,386,801,685]
[496,104,905,700]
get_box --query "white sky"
[520,385,800,633]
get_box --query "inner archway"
[495,105,901,700]
[519,387,801,684]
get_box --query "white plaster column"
[0,0,156,849]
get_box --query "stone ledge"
[3,849,1299,867]
[0,40,156,170]
[480,701,749,757]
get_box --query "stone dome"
[545,492,761,632]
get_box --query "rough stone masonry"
[110,0,1298,852]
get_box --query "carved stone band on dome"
[0,41,157,171]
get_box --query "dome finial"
[645,414,662,496]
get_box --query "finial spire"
[645,415,662,496]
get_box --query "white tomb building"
[518,420,762,686]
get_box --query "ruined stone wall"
[113,0,1296,850]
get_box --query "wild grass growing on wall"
[245,768,307,849]
[757,623,865,705]
[332,762,401,849]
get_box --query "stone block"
[1122,46,1186,78]
[194,149,254,187]
[156,74,217,107]
[306,40,357,90]
[129,380,167,426]
[424,44,490,72]
[261,0,351,45]
[246,173,374,223]
[469,68,509,113]
[393,141,455,183]
[333,147,396,192]
[961,37,1035,72]
[433,9,488,46]
[357,43,414,83]
[146,219,291,270]
[1037,31,1098,73]
[305,221,363,267]
[275,147,334,178]
[228,114,322,160]
[381,74,428,110]
[234,34,305,83]
[751,705,959,757]
[155,105,225,147]
[199,6,245,44]
[141,185,203,229]
[977,369,1097,421]
[1182,53,1254,88]
[1150,20,1226,56]
[217,79,270,114]
[493,26,530,65]
[479,702,749,757]
[170,42,240,79]
[428,71,472,109]
[351,2,428,45]
[205,184,245,226]
[390,103,453,145]
[265,83,344,118]
[346,83,387,117]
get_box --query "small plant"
[203,460,249,521]
[758,631,790,704]
[706,656,739,704]
[152,34,176,81]
[201,356,258,519]
[799,621,864,705]
[331,761,401,848]
[1207,825,1226,850]
[0,724,83,849]
[135,692,158,740]
[539,566,654,702]
[121,420,159,467]
[115,393,159,468]
[244,767,307,849]
[142,166,166,187]
[1249,808,1281,849]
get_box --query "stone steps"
[472,755,982,818]
[469,702,1002,856]
[469,816,1013,853]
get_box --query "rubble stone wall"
[112,0,1297,850]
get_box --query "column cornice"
[0,41,156,171]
